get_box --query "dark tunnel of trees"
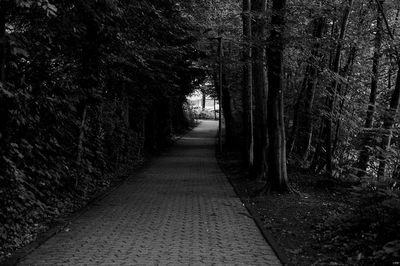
[1,0,400,264]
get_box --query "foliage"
[319,184,400,264]
[0,0,205,260]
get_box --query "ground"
[217,150,375,266]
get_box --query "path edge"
[0,168,142,266]
[215,147,291,266]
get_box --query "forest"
[1,0,400,265]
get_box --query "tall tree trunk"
[242,0,254,168]
[214,99,217,120]
[324,0,353,176]
[265,0,289,192]
[372,0,400,179]
[332,46,357,155]
[252,0,268,179]
[290,16,327,162]
[357,0,384,177]
[213,66,234,147]
[77,105,88,164]
[287,77,306,155]
[201,90,206,109]
[378,64,400,178]
[76,104,89,189]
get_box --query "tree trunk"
[265,0,290,192]
[201,90,206,109]
[290,16,327,162]
[213,66,234,147]
[252,0,268,179]
[77,104,88,167]
[242,0,254,168]
[378,63,400,178]
[370,0,400,179]
[324,0,353,177]
[332,46,357,155]
[214,99,217,120]
[287,76,306,155]
[357,1,384,177]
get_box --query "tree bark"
[287,76,306,155]
[242,0,254,168]
[290,16,327,162]
[252,0,268,179]
[332,46,357,155]
[265,0,290,192]
[371,0,400,179]
[201,90,206,109]
[378,64,400,178]
[76,104,88,166]
[357,0,384,177]
[324,0,353,177]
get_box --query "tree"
[357,0,384,177]
[252,0,268,179]
[265,0,290,191]
[242,0,254,167]
[323,0,354,177]
[288,12,327,163]
[375,0,400,178]
[0,0,206,256]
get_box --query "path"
[18,120,281,266]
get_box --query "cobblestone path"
[18,120,281,266]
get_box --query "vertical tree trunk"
[324,0,353,176]
[213,66,234,147]
[290,16,327,162]
[266,0,290,192]
[76,105,88,167]
[218,37,224,151]
[287,77,306,155]
[214,99,217,120]
[357,0,384,177]
[378,64,400,178]
[370,0,400,179]
[202,90,206,109]
[242,0,254,168]
[252,0,268,179]
[332,46,357,155]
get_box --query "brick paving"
[18,120,281,266]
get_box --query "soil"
[217,150,357,266]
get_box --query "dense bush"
[0,0,204,259]
[320,184,400,265]
[193,108,219,120]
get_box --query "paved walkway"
[18,121,281,266]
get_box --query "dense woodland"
[1,0,400,264]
